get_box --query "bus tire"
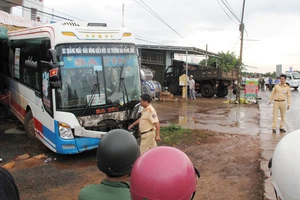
[24,111,36,140]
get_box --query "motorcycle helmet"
[0,167,20,200]
[97,129,140,177]
[130,146,200,200]
[269,130,300,199]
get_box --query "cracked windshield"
[56,44,141,109]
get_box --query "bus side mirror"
[50,81,62,89]
[46,49,59,64]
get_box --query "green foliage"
[199,51,239,71]
[160,123,213,146]
[199,57,217,67]
[217,51,239,71]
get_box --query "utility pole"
[122,3,125,27]
[205,44,208,66]
[236,0,246,103]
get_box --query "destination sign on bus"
[61,46,135,55]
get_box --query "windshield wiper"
[83,71,100,114]
[119,66,129,106]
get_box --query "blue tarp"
[0,26,8,40]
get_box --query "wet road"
[153,94,260,135]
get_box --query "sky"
[13,0,300,73]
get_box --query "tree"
[199,51,239,71]
[199,56,217,67]
[217,51,239,71]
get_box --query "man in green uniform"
[78,129,140,200]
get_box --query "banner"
[244,78,258,99]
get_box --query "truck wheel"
[216,87,228,97]
[168,82,178,95]
[201,84,214,98]
[24,111,36,140]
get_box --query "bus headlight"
[58,122,74,139]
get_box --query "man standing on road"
[268,74,291,133]
[128,94,161,154]
[275,77,280,85]
[78,129,140,200]
[188,75,196,100]
[268,77,273,90]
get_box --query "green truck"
[163,60,238,98]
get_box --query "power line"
[134,0,195,47]
[216,0,238,25]
[136,35,169,45]
[3,0,73,21]
[221,0,240,22]
[24,0,83,21]
[13,6,63,22]
[136,37,167,45]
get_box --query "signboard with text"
[244,78,258,99]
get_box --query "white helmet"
[269,130,300,200]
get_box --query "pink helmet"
[130,146,200,200]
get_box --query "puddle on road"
[162,106,259,135]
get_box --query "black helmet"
[97,129,140,177]
[0,167,20,200]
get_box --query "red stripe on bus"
[34,118,43,133]
[10,99,26,118]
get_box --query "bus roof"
[8,21,136,46]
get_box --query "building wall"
[139,49,174,85]
[0,0,22,13]
[23,0,44,21]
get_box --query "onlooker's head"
[189,75,193,79]
[96,129,140,178]
[140,94,151,107]
[0,167,20,200]
[269,130,300,200]
[130,146,200,200]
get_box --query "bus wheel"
[24,111,36,140]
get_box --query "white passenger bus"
[0,22,141,154]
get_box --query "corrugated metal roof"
[137,44,219,58]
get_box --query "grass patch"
[160,123,213,146]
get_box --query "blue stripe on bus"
[75,137,100,153]
[42,125,56,147]
[53,120,100,154]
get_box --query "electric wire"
[221,0,240,22]
[24,0,83,21]
[136,35,168,45]
[12,6,63,22]
[3,0,72,21]
[134,0,195,47]
[216,0,239,25]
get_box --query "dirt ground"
[0,131,263,200]
[0,96,264,200]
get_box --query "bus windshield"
[55,43,141,109]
